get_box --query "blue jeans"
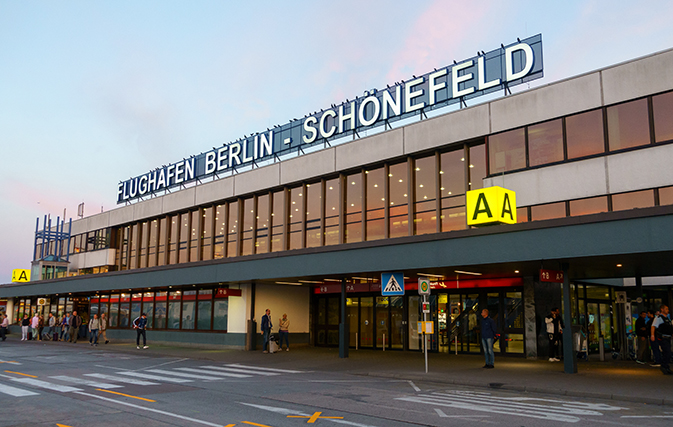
[89,329,99,344]
[279,330,289,349]
[482,337,494,366]
[263,330,270,351]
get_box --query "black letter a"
[502,193,513,221]
[472,193,492,220]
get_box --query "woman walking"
[21,314,30,341]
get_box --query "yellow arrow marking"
[95,388,156,402]
[4,370,37,378]
[56,424,73,427]
[287,412,344,423]
[242,422,273,427]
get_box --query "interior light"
[514,270,520,274]
[616,264,622,267]
[455,270,482,276]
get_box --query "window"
[366,167,385,240]
[178,213,190,263]
[227,201,239,257]
[241,198,255,256]
[190,210,200,261]
[566,109,604,159]
[168,291,181,329]
[197,289,212,330]
[157,217,167,266]
[256,194,270,254]
[181,290,196,330]
[271,191,285,252]
[168,214,179,264]
[527,119,563,166]
[142,292,154,328]
[659,186,673,206]
[289,187,304,249]
[131,293,142,323]
[201,207,213,261]
[388,162,409,238]
[607,99,650,151]
[346,173,363,243]
[516,207,528,223]
[213,292,229,331]
[129,224,138,269]
[139,221,148,268]
[119,294,130,328]
[569,196,608,217]
[612,190,655,211]
[489,128,526,173]
[214,204,226,258]
[324,178,340,246]
[530,202,566,221]
[306,182,322,248]
[440,150,466,232]
[653,91,673,143]
[155,292,167,329]
[414,155,437,235]
[109,295,119,327]
[148,220,158,267]
[468,144,486,190]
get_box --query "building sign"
[466,186,516,226]
[11,269,30,283]
[539,269,564,283]
[215,288,242,298]
[117,35,543,204]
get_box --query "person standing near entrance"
[480,309,496,369]
[261,309,272,354]
[21,314,30,340]
[88,314,100,347]
[648,310,662,367]
[545,307,564,362]
[651,305,672,375]
[635,311,649,364]
[46,313,56,340]
[100,312,109,344]
[133,313,149,349]
[279,313,290,351]
[69,311,82,343]
[1,314,9,341]
[60,313,70,341]
[31,313,39,340]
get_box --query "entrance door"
[315,296,340,346]
[587,302,612,353]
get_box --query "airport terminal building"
[2,39,673,359]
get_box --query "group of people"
[635,304,673,375]
[15,311,110,346]
[260,309,290,353]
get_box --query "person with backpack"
[651,304,672,375]
[88,314,100,346]
[133,313,149,349]
[69,311,82,343]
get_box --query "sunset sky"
[1,0,672,281]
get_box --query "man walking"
[46,312,56,340]
[649,310,662,367]
[261,309,272,354]
[635,311,649,364]
[69,311,82,343]
[100,312,109,344]
[88,314,100,346]
[133,313,149,349]
[0,314,9,341]
[651,305,672,375]
[545,307,564,362]
[480,309,496,369]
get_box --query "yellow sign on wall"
[11,269,31,283]
[466,186,516,226]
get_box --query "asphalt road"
[0,342,671,427]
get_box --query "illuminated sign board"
[118,35,543,204]
[466,186,516,226]
[11,269,31,283]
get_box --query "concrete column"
[339,278,349,358]
[562,264,577,374]
[523,277,537,359]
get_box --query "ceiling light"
[298,280,323,284]
[275,281,302,286]
[323,278,342,282]
[454,270,482,276]
[418,273,444,278]
[514,270,519,274]
[616,264,622,267]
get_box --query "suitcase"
[53,332,58,342]
[269,340,279,354]
[27,332,32,341]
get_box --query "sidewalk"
[36,340,670,406]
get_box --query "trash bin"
[246,319,257,351]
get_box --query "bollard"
[455,335,458,355]
[383,334,386,351]
[599,336,605,361]
[356,332,358,350]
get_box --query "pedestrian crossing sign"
[381,272,404,296]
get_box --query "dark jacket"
[480,316,497,339]
[133,316,147,330]
[21,318,30,327]
[71,315,82,329]
[261,314,272,332]
[635,316,649,338]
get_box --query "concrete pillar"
[523,277,537,359]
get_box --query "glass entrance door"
[587,302,612,353]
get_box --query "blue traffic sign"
[381,272,405,296]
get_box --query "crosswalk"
[0,363,306,398]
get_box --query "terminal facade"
[2,46,673,359]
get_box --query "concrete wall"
[254,283,310,334]
[227,283,250,334]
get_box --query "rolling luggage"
[53,332,58,341]
[27,331,32,341]
[268,333,280,353]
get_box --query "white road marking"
[74,391,223,427]
[145,369,215,380]
[408,381,421,392]
[239,402,376,427]
[11,377,82,393]
[0,383,40,397]
[621,416,673,418]
[434,408,489,418]
[84,373,159,386]
[137,357,190,371]
[0,360,21,365]
[174,367,251,378]
[198,365,280,376]
[226,363,305,374]
[49,375,124,389]
[116,371,193,383]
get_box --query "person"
[545,307,564,362]
[21,314,30,341]
[480,309,496,369]
[31,313,39,340]
[261,309,272,354]
[279,313,290,351]
[133,313,149,349]
[89,314,100,346]
[37,315,45,341]
[100,312,109,344]
[1,314,9,341]
[649,310,662,367]
[651,304,672,375]
[60,313,70,341]
[69,311,82,343]
[635,311,649,364]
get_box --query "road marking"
[49,375,124,389]
[0,383,40,397]
[434,408,489,418]
[174,367,252,378]
[96,388,156,402]
[84,373,159,386]
[239,402,376,427]
[137,357,190,371]
[145,369,215,380]
[5,370,37,378]
[621,415,673,418]
[0,360,21,365]
[408,381,421,392]
[226,364,305,374]
[116,371,193,383]
[242,422,273,427]
[288,411,344,423]
[199,365,280,376]
[11,377,82,393]
[56,424,73,427]
[74,391,223,427]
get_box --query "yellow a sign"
[466,186,516,226]
[11,269,31,283]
